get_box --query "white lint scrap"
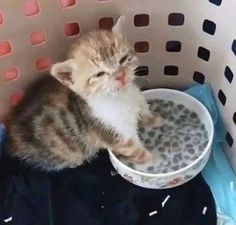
[110,170,118,176]
[230,181,234,192]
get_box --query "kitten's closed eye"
[119,54,129,64]
[119,54,135,65]
[96,71,106,77]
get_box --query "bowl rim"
[108,88,214,178]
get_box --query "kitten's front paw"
[131,148,153,164]
[143,113,163,128]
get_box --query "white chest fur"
[88,86,143,141]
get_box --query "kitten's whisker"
[134,69,144,73]
[134,76,150,82]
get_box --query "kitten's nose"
[114,69,126,84]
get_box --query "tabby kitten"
[5,16,162,171]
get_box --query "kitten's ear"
[50,59,76,86]
[112,16,126,36]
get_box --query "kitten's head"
[50,16,138,98]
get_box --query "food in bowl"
[120,99,209,174]
[109,89,214,189]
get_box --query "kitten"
[5,16,162,171]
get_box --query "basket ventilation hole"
[0,12,3,25]
[59,0,76,7]
[164,66,178,76]
[209,0,222,6]
[23,0,40,16]
[224,66,234,83]
[10,91,24,106]
[99,17,114,30]
[198,47,210,61]
[166,41,181,52]
[193,71,205,84]
[232,40,236,56]
[30,31,46,45]
[134,14,149,27]
[4,68,19,81]
[202,19,216,35]
[168,13,184,26]
[36,57,51,71]
[233,112,236,125]
[218,89,226,106]
[135,66,149,76]
[135,42,149,53]
[226,132,233,148]
[64,23,80,36]
[0,41,12,57]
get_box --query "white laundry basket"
[0,0,235,173]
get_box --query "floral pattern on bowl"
[109,148,211,189]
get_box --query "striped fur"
[6,76,120,170]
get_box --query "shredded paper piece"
[4,217,13,223]
[162,195,171,208]
[149,210,158,217]
[202,207,207,215]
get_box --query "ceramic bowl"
[108,88,214,189]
